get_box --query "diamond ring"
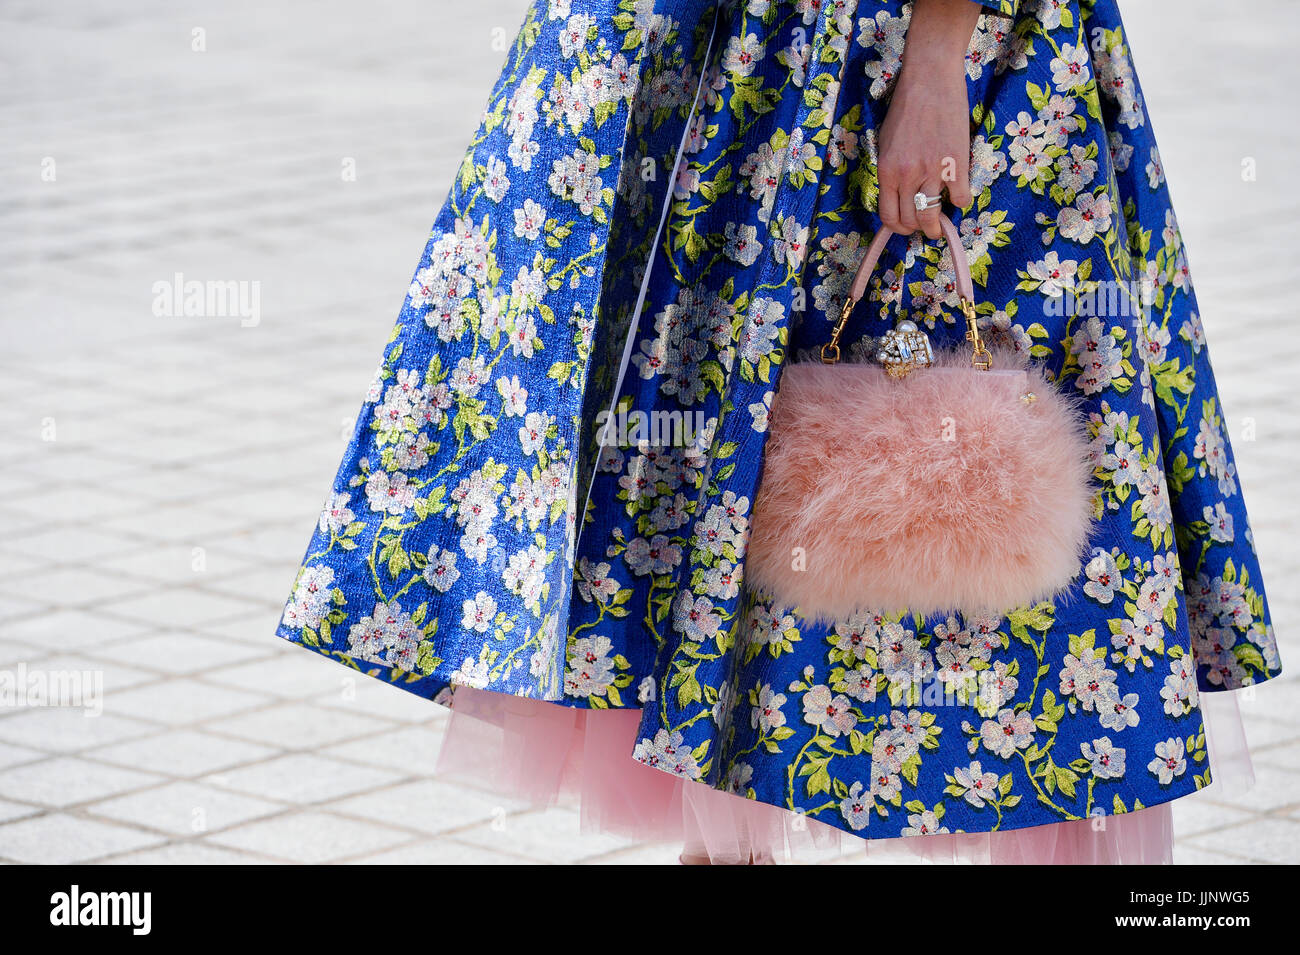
[913,191,942,213]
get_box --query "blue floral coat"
[278,0,1281,841]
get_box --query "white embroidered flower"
[1049,42,1091,93]
[835,664,878,704]
[496,375,528,416]
[624,534,682,576]
[1096,686,1141,732]
[513,198,545,240]
[282,565,336,631]
[1083,550,1120,603]
[858,10,909,99]
[748,390,774,433]
[1112,608,1164,671]
[364,469,416,515]
[802,684,858,738]
[1057,191,1113,244]
[1194,414,1238,496]
[772,214,809,270]
[1160,654,1198,714]
[1059,650,1117,711]
[979,661,1019,712]
[1139,319,1170,367]
[1137,464,1173,529]
[1108,130,1134,172]
[1026,251,1078,298]
[969,134,1008,193]
[1204,502,1235,543]
[1148,737,1187,784]
[503,543,548,609]
[449,354,489,396]
[1096,44,1145,128]
[449,655,490,689]
[723,220,763,265]
[1082,737,1127,779]
[979,709,1035,759]
[547,148,604,215]
[558,12,593,56]
[318,492,355,535]
[575,558,619,604]
[423,547,460,593]
[723,761,754,796]
[674,592,724,645]
[633,728,701,779]
[518,410,552,455]
[701,560,741,600]
[839,781,873,831]
[1071,317,1123,395]
[746,684,786,735]
[1181,312,1206,353]
[482,154,510,202]
[347,600,420,670]
[739,297,782,362]
[1056,143,1097,196]
[564,634,616,698]
[953,761,1001,808]
[461,591,497,632]
[721,32,764,77]
[901,809,949,837]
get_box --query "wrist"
[895,50,967,99]
[901,0,980,75]
[896,52,968,92]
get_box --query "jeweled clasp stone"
[875,321,933,379]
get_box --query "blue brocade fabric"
[277,0,1281,840]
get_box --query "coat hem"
[275,625,1227,844]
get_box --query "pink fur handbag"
[747,216,1095,622]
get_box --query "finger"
[944,149,974,211]
[897,180,920,234]
[916,179,944,239]
[878,172,901,232]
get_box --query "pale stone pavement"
[0,1,1297,864]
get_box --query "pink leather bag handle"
[821,213,989,369]
[847,214,973,303]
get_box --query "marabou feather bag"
[747,215,1095,623]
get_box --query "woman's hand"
[876,0,982,238]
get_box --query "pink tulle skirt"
[435,686,1254,864]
